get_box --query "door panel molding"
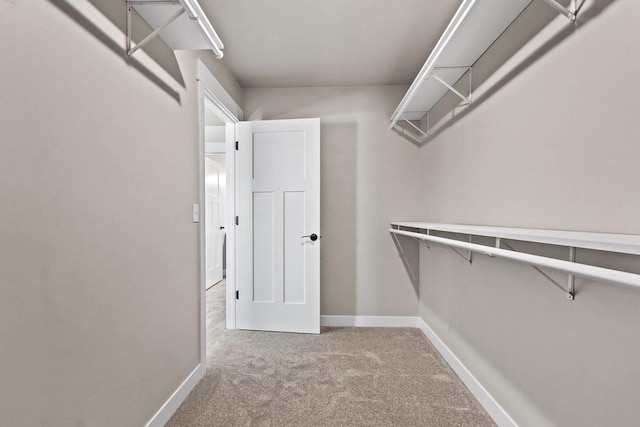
[237,118,320,334]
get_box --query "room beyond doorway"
[203,102,227,292]
[204,154,226,290]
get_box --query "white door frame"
[196,60,242,368]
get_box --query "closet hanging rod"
[181,0,224,53]
[389,228,640,291]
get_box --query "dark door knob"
[302,233,319,241]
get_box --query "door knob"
[220,226,225,230]
[302,233,319,241]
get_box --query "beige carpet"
[167,282,495,426]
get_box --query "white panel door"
[205,157,223,289]
[237,118,320,334]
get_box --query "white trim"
[320,315,420,328]
[224,122,237,330]
[416,318,518,427]
[197,79,207,367]
[196,60,243,121]
[196,64,242,375]
[145,364,204,427]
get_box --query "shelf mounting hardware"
[391,231,419,286]
[429,67,473,105]
[415,229,473,264]
[542,0,577,22]
[126,0,225,58]
[500,241,573,300]
[426,112,430,140]
[448,235,473,264]
[567,247,576,300]
[391,113,430,144]
[401,116,429,140]
[127,2,185,57]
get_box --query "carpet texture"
[167,282,495,426]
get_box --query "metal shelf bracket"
[391,231,419,286]
[499,240,576,300]
[542,0,577,22]
[402,117,429,139]
[450,246,473,264]
[417,229,472,264]
[126,1,184,57]
[429,67,473,106]
[391,112,430,144]
[410,229,432,249]
[449,235,473,264]
[401,112,430,140]
[567,247,576,300]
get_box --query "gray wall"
[244,86,421,316]
[0,1,241,425]
[416,0,640,425]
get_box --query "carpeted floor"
[167,281,495,426]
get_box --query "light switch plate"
[192,204,200,223]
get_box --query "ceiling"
[200,0,461,88]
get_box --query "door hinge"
[235,141,239,150]
[236,290,239,300]
[235,216,239,225]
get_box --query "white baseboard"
[321,315,420,328]
[145,364,204,427]
[416,318,517,427]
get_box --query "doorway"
[197,71,240,367]
[197,64,320,370]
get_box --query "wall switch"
[193,204,200,223]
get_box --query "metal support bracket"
[542,0,577,22]
[412,229,432,249]
[402,116,429,139]
[394,111,430,144]
[490,237,500,255]
[567,247,576,300]
[126,1,185,57]
[391,231,419,286]
[426,112,430,140]
[412,228,472,264]
[450,235,473,264]
[499,240,575,300]
[430,67,473,105]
